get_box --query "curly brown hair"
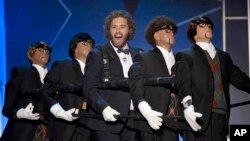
[145,16,177,47]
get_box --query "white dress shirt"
[110,41,134,110]
[196,42,217,59]
[156,45,175,75]
[76,59,86,75]
[32,64,48,84]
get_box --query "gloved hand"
[50,103,78,122]
[102,106,120,122]
[181,95,202,131]
[138,101,163,130]
[184,105,202,131]
[16,103,40,120]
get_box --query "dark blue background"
[5,0,222,79]
[2,0,229,137]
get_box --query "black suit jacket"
[128,48,189,132]
[1,67,45,141]
[43,59,87,141]
[83,43,141,133]
[175,44,250,131]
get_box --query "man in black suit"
[1,41,51,141]
[83,10,142,141]
[43,32,95,141]
[128,16,191,141]
[175,16,250,141]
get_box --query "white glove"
[184,105,202,131]
[102,106,120,122]
[16,103,40,120]
[50,103,78,122]
[138,101,163,130]
[181,95,202,131]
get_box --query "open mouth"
[114,34,123,42]
[114,33,123,38]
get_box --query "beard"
[110,34,129,48]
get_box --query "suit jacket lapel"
[193,45,211,71]
[129,45,138,58]
[152,48,170,75]
[72,59,84,78]
[105,43,124,76]
[31,66,43,87]
[104,43,117,61]
[217,49,225,78]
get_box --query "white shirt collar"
[75,59,86,75]
[196,42,216,59]
[32,64,48,84]
[110,41,134,110]
[156,45,175,74]
[110,41,132,78]
[156,45,174,56]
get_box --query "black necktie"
[117,48,130,54]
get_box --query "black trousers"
[70,120,92,141]
[92,126,137,141]
[139,127,179,141]
[182,112,228,141]
[70,132,91,141]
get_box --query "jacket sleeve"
[175,52,194,100]
[42,61,62,108]
[83,50,109,113]
[128,53,146,109]
[2,68,21,119]
[171,60,192,101]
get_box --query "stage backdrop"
[4,0,222,74]
[2,0,249,137]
